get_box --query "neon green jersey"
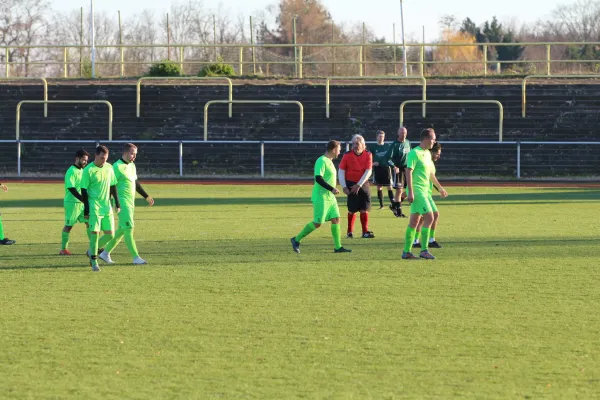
[406,146,434,196]
[64,165,84,204]
[81,162,117,216]
[311,155,336,202]
[113,159,138,208]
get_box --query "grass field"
[0,183,599,399]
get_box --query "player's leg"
[402,210,421,259]
[346,181,359,238]
[429,199,441,248]
[413,216,424,248]
[0,210,15,245]
[326,201,350,252]
[61,203,83,254]
[291,201,323,253]
[358,183,374,238]
[418,196,437,259]
[376,185,384,208]
[94,215,115,265]
[88,214,102,271]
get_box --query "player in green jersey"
[99,143,154,265]
[81,145,120,272]
[413,142,443,249]
[0,182,16,245]
[384,127,411,217]
[290,140,351,254]
[368,130,395,209]
[60,149,90,255]
[402,129,448,260]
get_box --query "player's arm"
[135,181,154,206]
[0,183,7,192]
[384,143,397,169]
[81,189,89,217]
[110,185,121,209]
[67,187,84,202]
[430,173,448,198]
[352,153,372,194]
[405,168,414,203]
[338,155,350,194]
[315,176,338,194]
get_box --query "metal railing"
[399,100,504,141]
[325,76,427,118]
[1,77,49,117]
[4,42,600,79]
[136,76,234,118]
[203,100,304,141]
[1,139,599,179]
[521,74,600,117]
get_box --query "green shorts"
[410,193,437,215]
[89,213,115,232]
[64,202,85,226]
[118,206,135,229]
[313,200,340,224]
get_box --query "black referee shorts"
[373,165,393,186]
[394,166,407,190]
[345,180,371,213]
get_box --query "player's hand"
[331,188,340,195]
[146,196,155,206]
[373,162,379,167]
[406,194,414,204]
[84,214,89,220]
[394,167,399,174]
[440,188,448,198]
[342,187,350,195]
[116,207,121,214]
[1,184,7,192]
[350,184,361,195]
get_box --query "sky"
[50,0,570,43]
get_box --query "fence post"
[359,46,363,77]
[260,141,265,178]
[546,44,551,76]
[239,47,243,75]
[5,47,9,77]
[298,46,303,78]
[120,47,125,77]
[483,45,487,76]
[516,141,521,179]
[179,47,184,76]
[419,45,424,77]
[63,47,68,78]
[179,141,184,177]
[17,140,21,177]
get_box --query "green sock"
[90,233,99,263]
[421,228,431,251]
[403,226,417,253]
[86,226,92,242]
[61,231,70,250]
[104,228,124,254]
[124,229,139,258]
[430,229,436,241]
[0,214,5,240]
[97,233,114,250]
[295,222,317,242]
[331,223,342,250]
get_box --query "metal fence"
[1,140,599,180]
[4,42,600,79]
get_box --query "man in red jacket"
[339,134,374,238]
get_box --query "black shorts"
[394,166,407,189]
[373,165,393,186]
[345,180,371,213]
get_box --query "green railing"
[136,76,233,118]
[399,100,504,141]
[4,42,600,79]
[204,100,304,141]
[521,74,600,117]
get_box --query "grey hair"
[351,134,365,144]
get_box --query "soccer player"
[368,130,394,209]
[99,143,154,265]
[402,129,448,260]
[290,140,351,254]
[60,149,90,255]
[81,145,119,272]
[339,134,374,238]
[0,182,16,245]
[413,142,443,249]
[384,127,411,217]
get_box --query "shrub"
[198,56,235,77]
[147,60,181,77]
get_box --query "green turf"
[0,184,599,399]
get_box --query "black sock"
[387,190,395,204]
[377,190,384,207]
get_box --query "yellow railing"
[204,100,304,141]
[399,100,504,141]
[16,100,113,140]
[521,74,600,117]
[1,78,48,117]
[136,76,233,118]
[4,42,600,78]
[325,76,426,118]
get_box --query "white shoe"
[98,251,115,264]
[133,256,147,265]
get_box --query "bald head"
[397,127,407,142]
